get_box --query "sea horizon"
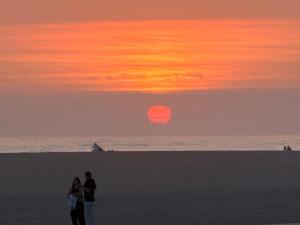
[1,134,300,153]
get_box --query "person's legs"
[77,203,86,225]
[70,209,78,225]
[84,202,95,225]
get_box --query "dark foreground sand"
[1,151,300,225]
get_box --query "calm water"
[0,135,300,153]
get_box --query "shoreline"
[0,149,296,154]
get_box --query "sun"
[147,105,172,124]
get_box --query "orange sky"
[1,1,300,136]
[1,19,300,93]
[1,0,300,24]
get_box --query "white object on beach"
[67,194,77,209]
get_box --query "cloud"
[1,19,300,93]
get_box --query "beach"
[1,151,300,225]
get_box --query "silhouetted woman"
[68,177,85,225]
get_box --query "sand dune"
[1,151,300,225]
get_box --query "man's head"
[85,171,92,180]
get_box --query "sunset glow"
[147,105,172,124]
[1,19,300,93]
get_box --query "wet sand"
[1,151,300,225]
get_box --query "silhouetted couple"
[68,171,97,225]
[283,145,292,151]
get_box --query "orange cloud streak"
[1,19,300,93]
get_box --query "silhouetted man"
[84,171,96,225]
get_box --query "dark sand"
[1,151,300,225]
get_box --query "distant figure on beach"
[84,171,97,225]
[283,145,292,151]
[68,177,85,225]
[90,143,104,152]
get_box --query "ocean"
[0,135,300,153]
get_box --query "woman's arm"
[70,185,84,197]
[67,187,72,198]
[79,185,84,195]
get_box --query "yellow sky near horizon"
[1,19,300,93]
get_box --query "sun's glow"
[147,105,172,124]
